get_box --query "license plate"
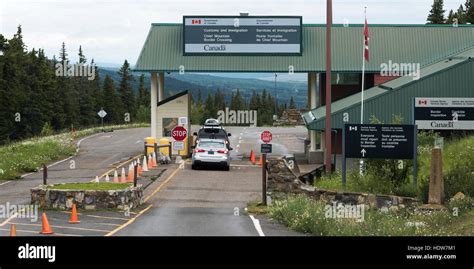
[208,151,214,155]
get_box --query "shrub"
[40,122,54,137]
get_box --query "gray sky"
[0,0,466,65]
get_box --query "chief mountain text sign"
[183,16,302,55]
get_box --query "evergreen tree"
[457,4,467,23]
[446,9,455,23]
[203,93,216,121]
[214,89,226,111]
[137,74,150,107]
[117,60,136,121]
[289,96,296,109]
[230,89,245,111]
[427,0,446,24]
[466,0,474,23]
[76,46,96,126]
[102,75,120,124]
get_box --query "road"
[0,126,307,236]
[0,128,149,206]
[114,126,307,236]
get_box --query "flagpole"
[360,7,367,124]
[360,7,367,176]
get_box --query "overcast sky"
[0,0,466,65]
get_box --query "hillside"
[98,68,308,107]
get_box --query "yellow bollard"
[159,137,170,157]
[178,137,189,156]
[145,137,156,155]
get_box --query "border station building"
[134,21,474,166]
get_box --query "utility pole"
[325,0,333,174]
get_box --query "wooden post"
[428,148,444,205]
[262,154,267,206]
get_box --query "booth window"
[163,118,178,137]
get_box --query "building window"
[163,118,178,137]
[331,73,360,85]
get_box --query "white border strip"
[249,215,265,236]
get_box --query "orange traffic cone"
[120,167,126,183]
[151,152,157,168]
[127,164,134,182]
[142,156,149,172]
[250,150,256,164]
[40,213,54,234]
[137,162,142,176]
[147,154,154,169]
[10,224,16,236]
[258,155,263,167]
[113,170,119,183]
[69,204,80,224]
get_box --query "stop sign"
[260,131,272,144]
[171,126,187,141]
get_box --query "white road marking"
[236,144,240,148]
[0,181,11,186]
[249,215,265,236]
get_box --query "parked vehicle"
[193,125,232,149]
[192,139,230,171]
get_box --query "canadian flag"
[192,19,201,24]
[363,19,369,62]
[418,100,428,105]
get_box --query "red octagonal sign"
[260,131,272,144]
[172,126,187,141]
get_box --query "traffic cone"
[137,160,142,176]
[152,152,157,168]
[113,170,119,183]
[105,174,110,182]
[94,176,99,183]
[142,156,149,172]
[250,150,256,164]
[127,164,133,182]
[40,213,54,234]
[69,204,80,224]
[148,154,154,169]
[258,155,263,167]
[9,224,16,236]
[120,167,126,183]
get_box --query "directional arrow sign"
[344,124,415,160]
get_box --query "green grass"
[246,200,270,215]
[314,134,474,200]
[269,195,474,236]
[0,123,150,180]
[48,182,131,190]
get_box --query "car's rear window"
[198,141,226,149]
[198,129,227,139]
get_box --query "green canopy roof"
[134,23,474,73]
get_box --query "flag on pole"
[363,18,369,62]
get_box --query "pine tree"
[102,74,120,124]
[117,60,136,122]
[289,96,296,109]
[230,89,245,111]
[214,89,226,111]
[76,46,96,127]
[137,74,150,107]
[446,10,455,24]
[427,0,446,24]
[203,93,216,121]
[466,0,474,23]
[457,4,467,23]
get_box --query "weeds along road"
[0,128,150,206]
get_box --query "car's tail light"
[217,149,228,154]
[194,148,205,153]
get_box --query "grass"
[246,200,270,215]
[48,182,131,190]
[269,194,474,236]
[314,134,474,200]
[0,123,150,180]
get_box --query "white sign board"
[97,109,107,118]
[179,117,188,126]
[173,141,185,151]
[414,97,474,130]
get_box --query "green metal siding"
[306,59,474,130]
[134,24,474,72]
